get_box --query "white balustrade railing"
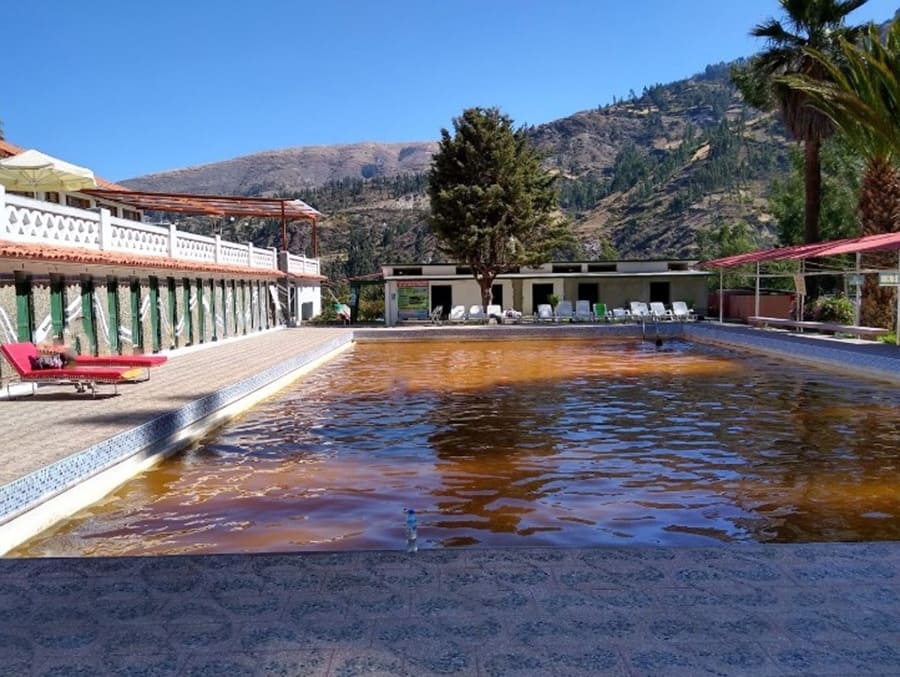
[0,186,320,276]
[287,252,321,276]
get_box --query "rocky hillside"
[123,142,438,195]
[123,61,794,270]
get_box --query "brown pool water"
[13,337,900,556]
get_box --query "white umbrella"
[0,149,97,193]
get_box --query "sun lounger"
[1,342,149,397]
[649,302,673,321]
[574,300,594,321]
[556,300,575,322]
[536,304,554,322]
[671,301,696,321]
[429,305,444,325]
[593,303,608,322]
[610,307,630,322]
[448,305,467,323]
[486,304,502,322]
[468,305,485,322]
[629,301,651,321]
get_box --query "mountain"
[123,142,438,195]
[122,61,793,269]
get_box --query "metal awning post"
[755,262,760,317]
[719,268,724,323]
[280,201,287,252]
[855,252,861,326]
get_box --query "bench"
[747,316,889,340]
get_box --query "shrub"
[809,295,854,324]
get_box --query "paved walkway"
[2,325,900,675]
[2,543,900,676]
[0,327,352,486]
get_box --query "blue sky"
[5,0,897,182]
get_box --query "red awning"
[704,232,900,268]
[83,189,321,221]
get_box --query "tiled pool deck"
[2,323,900,676]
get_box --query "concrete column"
[98,208,112,251]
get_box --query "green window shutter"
[107,277,120,355]
[229,280,241,336]
[81,276,97,356]
[130,278,144,353]
[167,277,178,349]
[182,278,193,346]
[209,278,217,341]
[14,272,34,342]
[149,276,160,353]
[50,274,65,340]
[220,279,228,338]
[196,278,205,342]
[240,280,247,334]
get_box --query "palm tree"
[733,0,867,251]
[782,19,900,328]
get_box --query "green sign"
[879,272,900,286]
[397,284,429,320]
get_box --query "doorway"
[431,285,452,319]
[649,281,670,305]
[577,282,599,306]
[531,283,554,314]
[491,284,504,308]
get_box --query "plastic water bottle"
[405,509,418,553]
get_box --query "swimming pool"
[13,337,900,556]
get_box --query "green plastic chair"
[593,303,607,321]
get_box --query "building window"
[122,209,141,221]
[394,267,423,276]
[66,195,91,209]
[587,264,616,272]
[96,203,118,217]
[455,266,472,275]
[45,192,60,204]
[552,264,582,273]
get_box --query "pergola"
[704,231,900,335]
[84,189,322,256]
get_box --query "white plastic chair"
[649,302,673,321]
[574,300,593,321]
[556,300,575,322]
[671,301,696,321]
[536,304,554,322]
[468,305,485,322]
[629,301,650,320]
[448,305,467,322]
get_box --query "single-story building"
[381,260,709,325]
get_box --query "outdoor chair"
[649,302,673,321]
[1,342,150,397]
[574,300,594,321]
[671,301,696,321]
[593,303,608,322]
[629,301,651,321]
[448,305,467,322]
[556,300,575,322]
[610,307,630,322]
[429,305,444,324]
[486,304,502,323]
[536,304,554,322]
[468,305,485,322]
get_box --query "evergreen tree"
[428,107,571,314]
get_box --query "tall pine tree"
[427,107,571,314]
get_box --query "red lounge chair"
[72,352,166,379]
[1,342,148,397]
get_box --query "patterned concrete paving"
[2,324,900,675]
[2,543,900,676]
